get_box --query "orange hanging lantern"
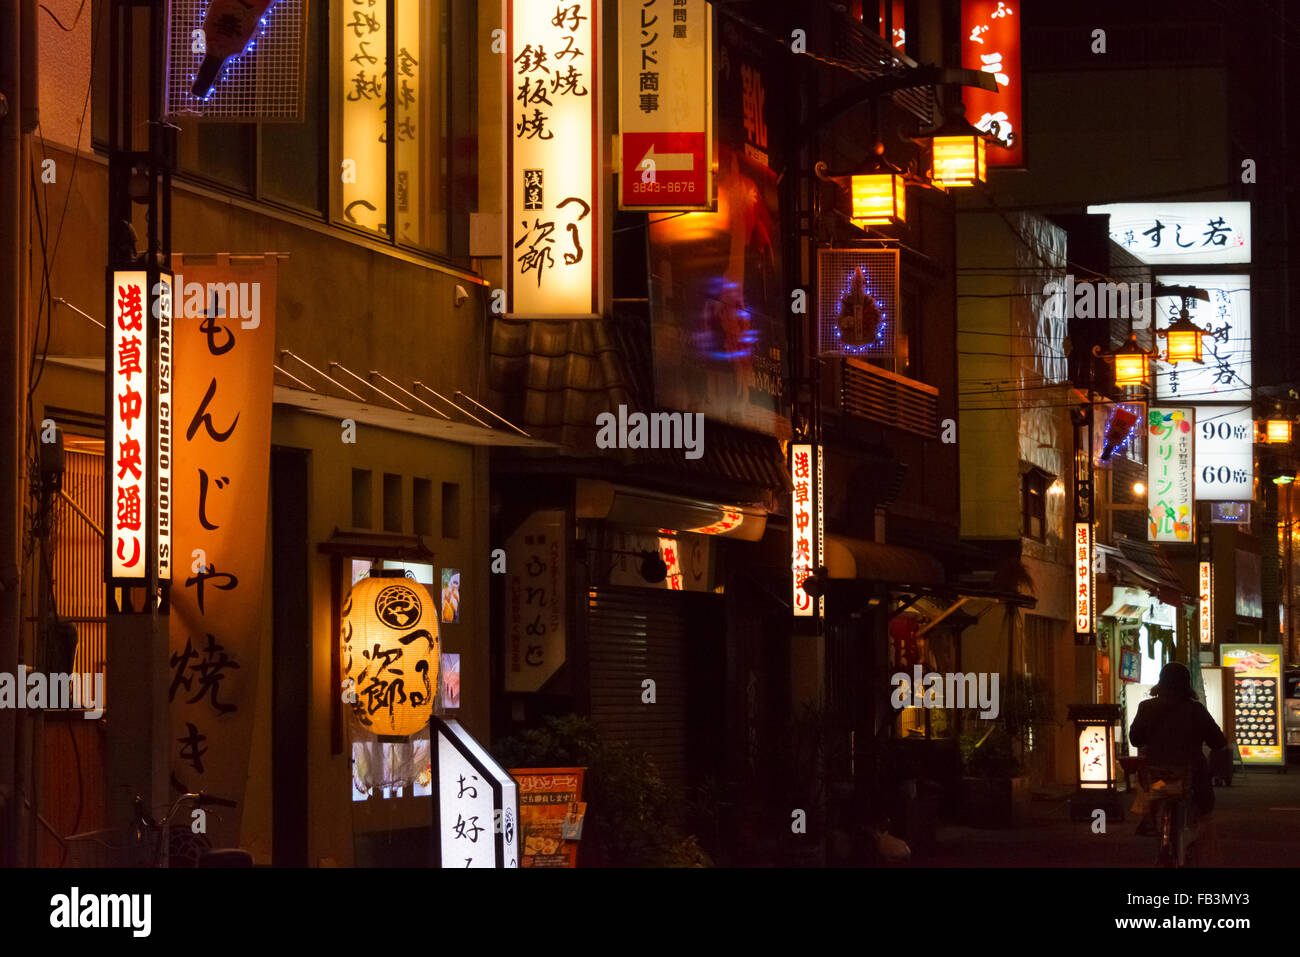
[341,570,440,738]
[1265,419,1292,444]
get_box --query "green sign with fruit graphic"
[1147,408,1195,542]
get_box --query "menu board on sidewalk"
[509,767,586,867]
[1221,645,1284,766]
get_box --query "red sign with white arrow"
[621,132,707,208]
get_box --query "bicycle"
[1126,757,1198,868]
[131,792,216,868]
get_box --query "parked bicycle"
[132,791,215,868]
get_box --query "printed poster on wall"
[647,24,788,437]
[168,254,277,850]
[509,766,585,868]
[1146,408,1194,543]
[505,0,600,316]
[617,0,713,210]
[504,509,566,692]
[1221,645,1284,766]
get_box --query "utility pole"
[0,0,34,870]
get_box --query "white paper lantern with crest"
[342,570,440,738]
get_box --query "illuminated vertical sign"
[658,536,683,590]
[618,0,712,210]
[1155,275,1252,403]
[109,270,150,581]
[791,443,823,617]
[1199,561,1213,647]
[505,0,599,316]
[155,274,173,582]
[1193,405,1253,501]
[960,1,1022,167]
[1147,407,1195,543]
[338,0,388,235]
[877,0,905,49]
[1074,522,1092,637]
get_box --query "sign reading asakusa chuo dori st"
[107,270,172,590]
[617,0,713,210]
[505,0,600,317]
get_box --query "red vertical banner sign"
[960,1,1023,168]
[167,255,277,848]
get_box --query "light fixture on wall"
[917,104,990,189]
[1095,335,1156,391]
[1164,297,1211,364]
[1264,418,1292,444]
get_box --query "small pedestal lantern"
[1067,703,1124,822]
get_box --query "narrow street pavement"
[917,766,1300,867]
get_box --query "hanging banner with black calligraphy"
[504,509,567,693]
[505,0,600,316]
[168,254,278,849]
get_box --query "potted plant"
[958,724,1028,828]
[958,675,1053,828]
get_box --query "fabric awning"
[825,535,945,588]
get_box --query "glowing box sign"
[1087,203,1251,265]
[1221,645,1284,766]
[505,0,600,317]
[1193,405,1253,501]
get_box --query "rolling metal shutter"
[587,586,688,791]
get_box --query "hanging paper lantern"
[342,570,440,738]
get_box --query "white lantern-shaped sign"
[342,570,440,738]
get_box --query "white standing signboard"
[435,719,519,868]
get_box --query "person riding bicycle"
[1129,661,1228,862]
